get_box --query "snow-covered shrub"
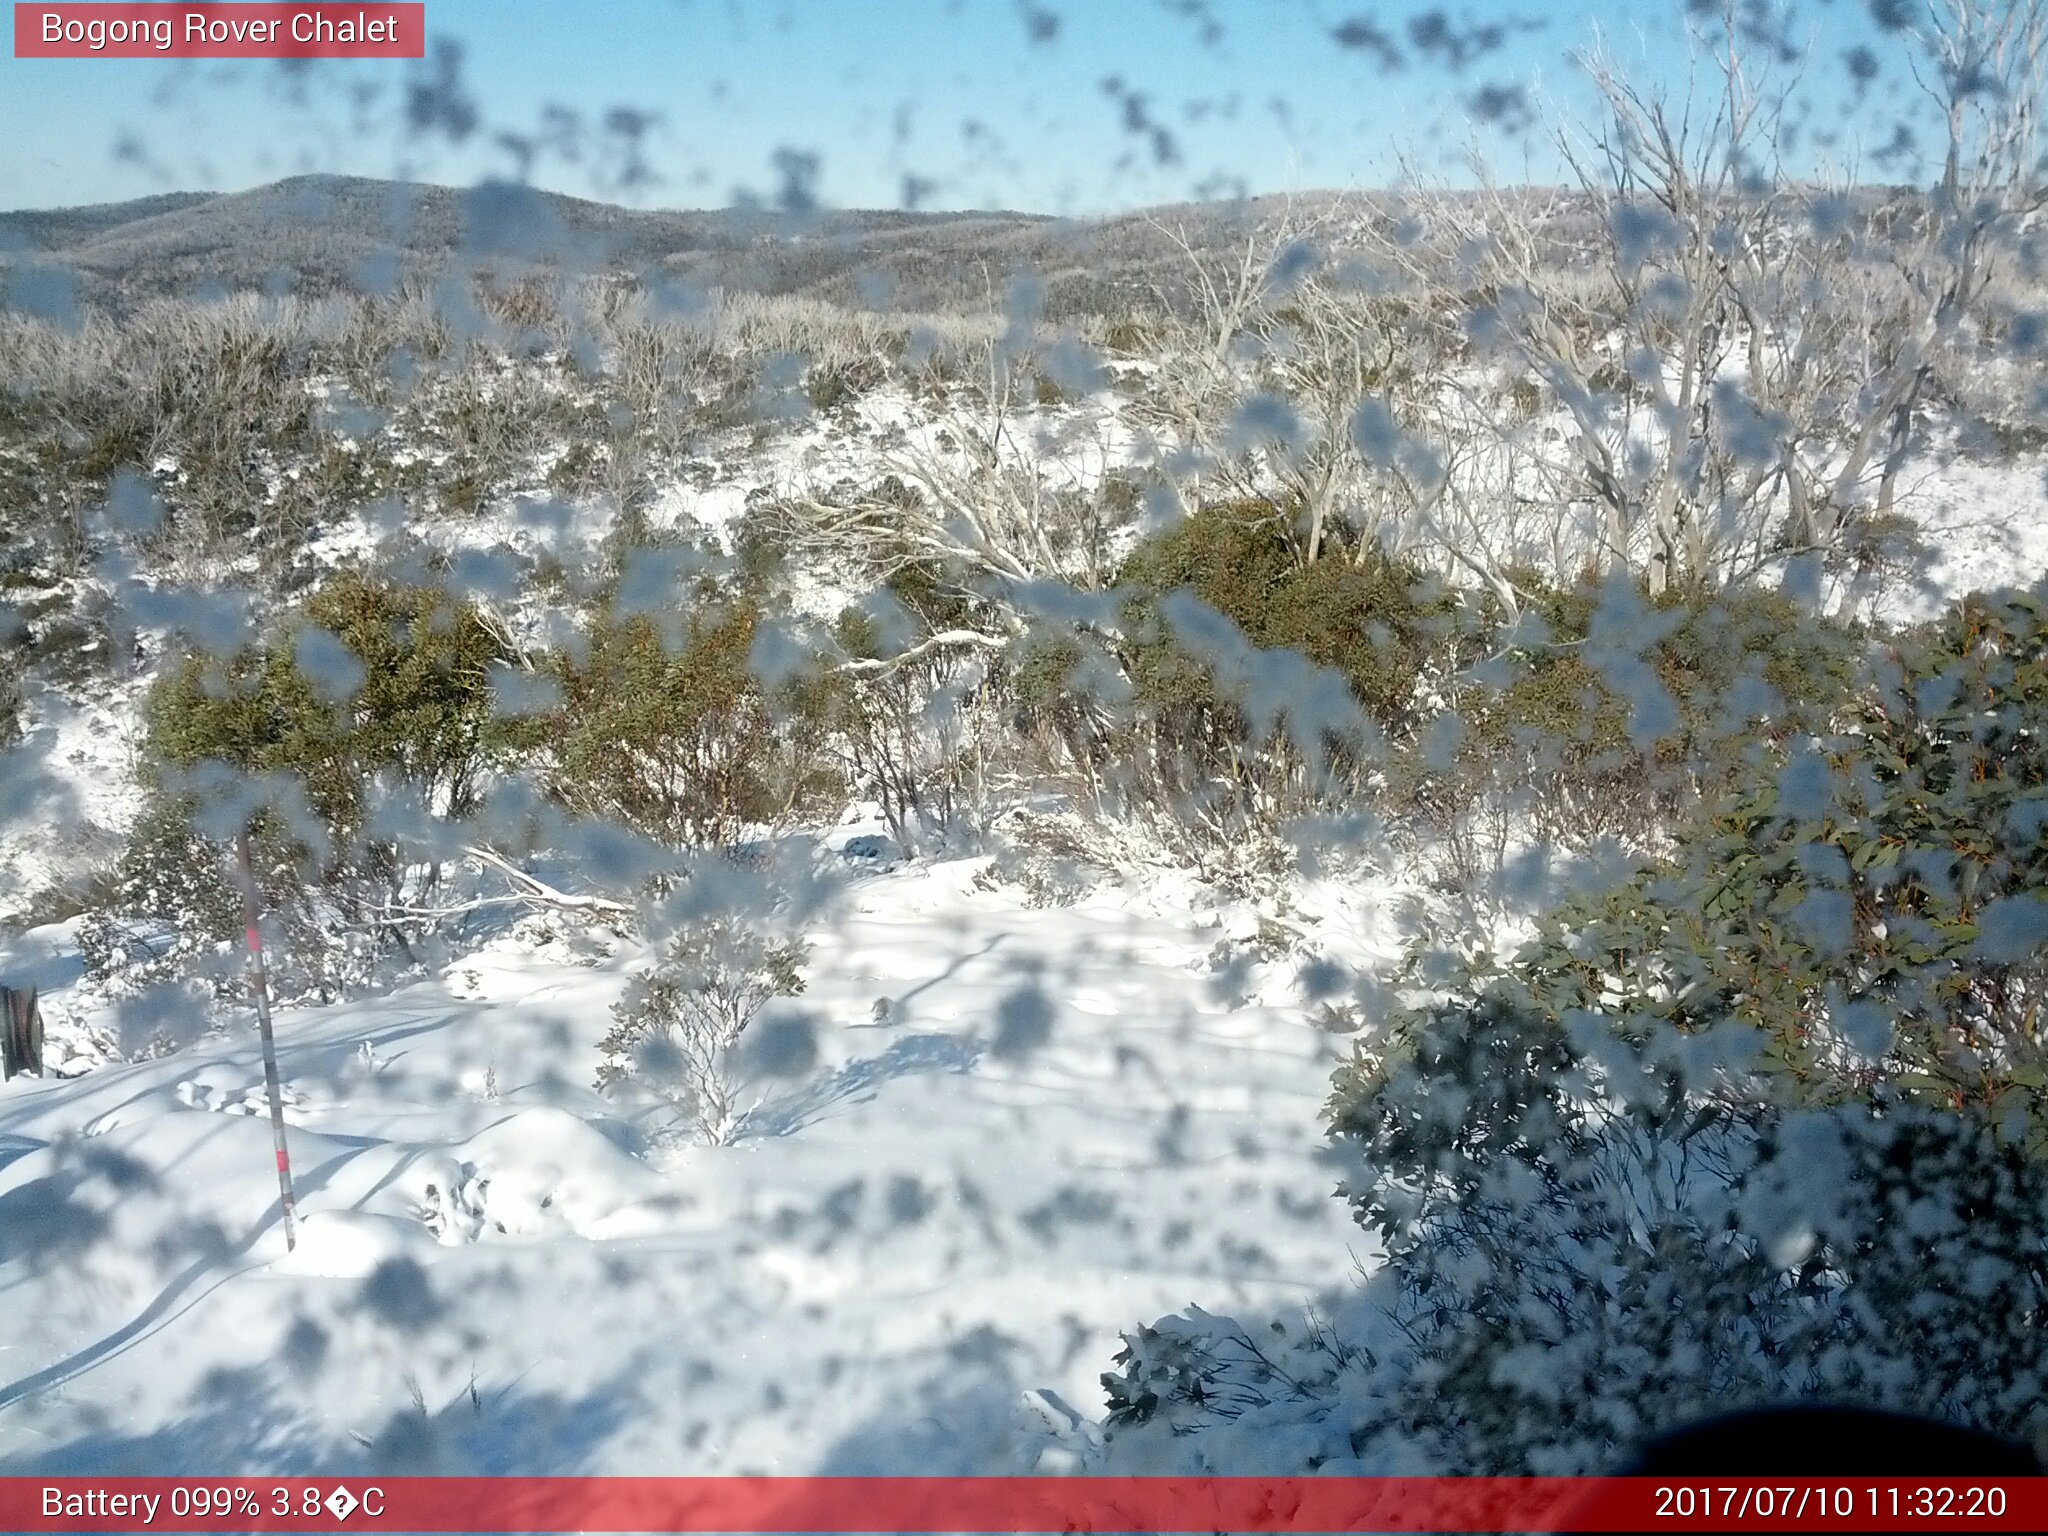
[598,919,810,1145]
[76,852,386,1011]
[1099,1003,2048,1475]
[582,284,722,463]
[1101,1304,1374,1459]
[971,809,1119,907]
[77,796,382,1008]
[1316,995,2048,1472]
[807,355,886,413]
[76,798,247,1001]
[1403,578,1865,863]
[0,298,339,575]
[1099,584,2048,1474]
[818,586,998,853]
[396,349,607,518]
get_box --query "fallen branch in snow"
[459,845,635,916]
[837,628,1009,679]
[367,895,550,925]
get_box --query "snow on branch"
[458,845,634,915]
[836,628,1009,678]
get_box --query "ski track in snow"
[0,847,1399,1474]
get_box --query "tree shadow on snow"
[0,1128,390,1412]
[0,1352,643,1476]
[0,1132,43,1175]
[812,1341,1044,1477]
[742,1032,986,1139]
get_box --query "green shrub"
[1118,499,1454,735]
[1414,578,1867,849]
[544,600,811,849]
[106,572,512,1000]
[1349,579,2048,1151]
[1089,499,1457,847]
[147,570,507,843]
[1294,583,2048,1469]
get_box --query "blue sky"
[1,0,1928,214]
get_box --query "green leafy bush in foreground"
[1367,582,2048,1146]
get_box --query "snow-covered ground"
[0,679,145,926]
[1867,454,2048,627]
[0,842,1403,1474]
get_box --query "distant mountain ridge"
[0,190,218,254]
[0,173,1296,316]
[0,175,1927,321]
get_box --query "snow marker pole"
[235,829,299,1252]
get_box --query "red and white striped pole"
[234,828,299,1251]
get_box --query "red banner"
[13,4,424,58]
[4,1476,2047,1532]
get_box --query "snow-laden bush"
[394,349,608,518]
[0,297,323,571]
[77,798,383,1009]
[598,919,810,1145]
[970,809,1122,908]
[76,800,246,1002]
[820,584,998,854]
[1394,577,1866,876]
[1102,1005,2048,1474]
[1328,999,2048,1471]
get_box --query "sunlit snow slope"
[0,848,1396,1474]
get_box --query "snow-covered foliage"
[599,916,810,1145]
[1101,1092,2048,1475]
[1100,585,2048,1474]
